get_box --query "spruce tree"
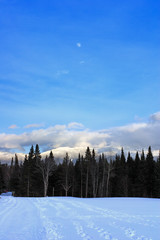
[155,151,160,197]
[21,155,29,196]
[127,152,134,196]
[146,146,155,197]
[9,154,20,196]
[84,147,92,197]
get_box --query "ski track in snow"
[0,196,159,240]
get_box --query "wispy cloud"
[1,112,160,161]
[68,122,84,129]
[24,123,45,129]
[76,42,81,48]
[56,70,69,77]
[8,124,19,129]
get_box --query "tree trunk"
[27,178,29,197]
[80,163,83,198]
[44,180,48,197]
[85,166,88,198]
[106,170,110,197]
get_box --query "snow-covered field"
[0,196,159,240]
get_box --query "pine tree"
[139,149,146,197]
[134,151,141,196]
[20,155,29,196]
[28,145,34,196]
[9,154,20,196]
[33,144,43,196]
[98,154,104,197]
[145,146,155,197]
[127,152,134,196]
[74,154,82,197]
[90,149,97,197]
[120,148,126,165]
[34,144,41,163]
[155,151,160,197]
[0,162,4,194]
[84,147,92,198]
[120,148,127,196]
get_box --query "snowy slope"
[0,197,159,240]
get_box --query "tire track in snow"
[1,197,157,240]
[41,198,95,240]
[69,200,158,228]
[86,222,118,240]
[73,221,93,240]
[34,198,63,240]
[0,197,19,226]
[66,199,154,240]
[0,197,44,240]
[54,198,118,240]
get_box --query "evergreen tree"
[155,151,160,197]
[28,145,34,196]
[120,148,126,165]
[74,154,83,197]
[33,144,43,196]
[98,153,107,197]
[90,149,97,197]
[138,149,146,197]
[9,154,20,196]
[127,152,134,196]
[20,155,29,196]
[133,151,141,196]
[145,146,155,197]
[84,147,92,197]
[0,162,4,194]
[34,144,41,163]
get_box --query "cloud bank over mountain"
[0,112,159,162]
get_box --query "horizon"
[0,0,159,161]
[0,143,159,164]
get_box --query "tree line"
[0,145,160,198]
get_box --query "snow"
[0,196,159,240]
[1,192,13,196]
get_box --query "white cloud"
[24,123,45,129]
[115,123,147,133]
[8,124,19,129]
[68,122,84,129]
[0,112,160,161]
[76,42,81,48]
[150,112,160,122]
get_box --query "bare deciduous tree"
[36,154,55,197]
[62,153,72,197]
[106,160,114,197]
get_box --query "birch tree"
[61,153,72,196]
[36,152,55,197]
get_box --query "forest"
[0,145,160,198]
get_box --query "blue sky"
[0,0,160,160]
